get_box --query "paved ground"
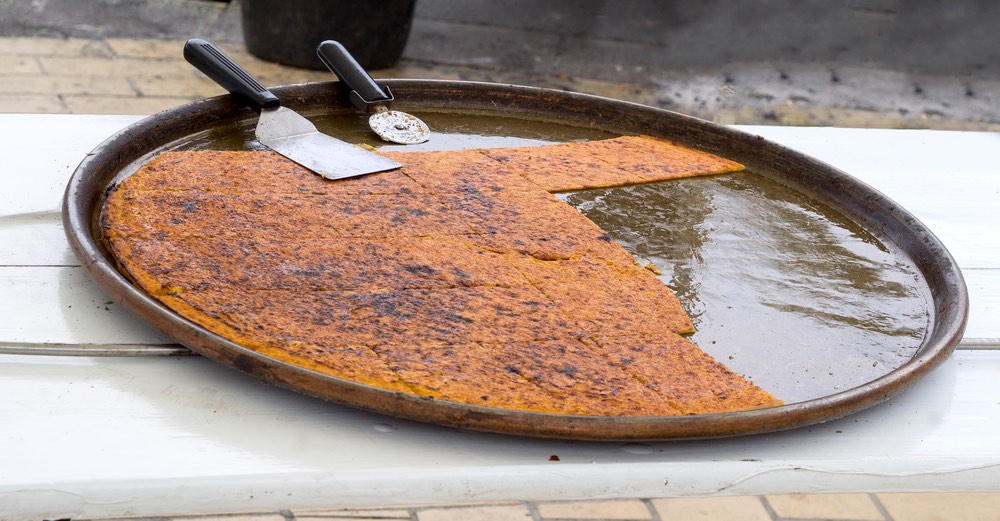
[2,0,1000,130]
[3,1,1000,520]
[70,494,1000,521]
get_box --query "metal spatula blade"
[255,106,401,178]
[184,38,401,180]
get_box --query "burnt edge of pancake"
[102,135,782,416]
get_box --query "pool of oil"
[560,176,930,403]
[145,109,931,404]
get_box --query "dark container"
[241,0,416,70]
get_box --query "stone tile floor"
[3,35,1000,132]
[3,33,999,521]
[71,494,1000,521]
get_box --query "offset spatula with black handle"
[183,38,401,180]
[317,40,430,145]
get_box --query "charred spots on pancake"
[558,363,578,378]
[367,292,409,319]
[442,311,475,326]
[403,264,437,277]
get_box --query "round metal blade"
[368,110,430,144]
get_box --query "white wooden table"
[1,115,998,521]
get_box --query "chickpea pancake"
[102,136,781,417]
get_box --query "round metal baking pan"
[63,80,968,440]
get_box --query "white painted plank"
[963,268,1000,341]
[0,211,76,266]
[0,114,141,218]
[0,350,997,520]
[0,266,173,345]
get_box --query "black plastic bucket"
[241,0,416,70]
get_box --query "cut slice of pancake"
[481,135,744,192]
[102,135,782,418]
[481,141,648,192]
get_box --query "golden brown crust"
[102,135,781,417]
[488,338,683,416]
[481,142,634,192]
[381,148,540,193]
[111,235,527,293]
[504,255,695,336]
[593,334,783,414]
[126,149,424,196]
[375,342,573,412]
[581,135,745,184]
[106,189,475,241]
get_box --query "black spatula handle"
[184,38,280,110]
[317,40,392,109]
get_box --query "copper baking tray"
[62,80,968,440]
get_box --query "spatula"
[317,40,430,145]
[183,38,401,180]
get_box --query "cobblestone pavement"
[3,1,1000,520]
